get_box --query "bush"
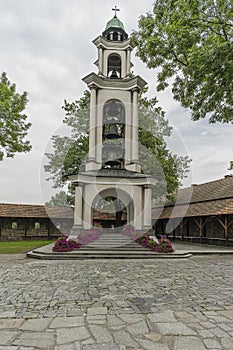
[52,225,103,252]
[123,225,174,254]
[52,235,81,252]
[154,235,174,253]
[121,224,142,240]
[78,228,102,245]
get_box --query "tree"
[45,190,71,207]
[132,0,233,123]
[0,72,31,160]
[44,89,190,201]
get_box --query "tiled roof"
[0,203,74,219]
[153,176,233,219]
[0,204,123,220]
[166,175,233,206]
[153,198,233,219]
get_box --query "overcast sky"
[0,0,232,204]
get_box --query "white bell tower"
[69,10,155,232]
[83,9,147,173]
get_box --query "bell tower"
[69,10,155,233]
[83,9,147,173]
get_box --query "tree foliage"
[45,190,70,207]
[0,72,31,160]
[132,0,233,123]
[45,89,190,200]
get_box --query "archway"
[107,54,122,78]
[91,188,134,229]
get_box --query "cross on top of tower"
[112,6,120,17]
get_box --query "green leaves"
[0,72,31,160]
[133,0,233,123]
[44,89,190,200]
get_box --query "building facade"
[0,204,73,241]
[153,175,233,246]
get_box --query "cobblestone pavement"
[1,255,233,349]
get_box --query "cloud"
[0,0,232,204]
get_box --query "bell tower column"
[86,85,98,171]
[128,88,141,172]
[126,48,131,75]
[98,46,104,75]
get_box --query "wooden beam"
[216,215,228,241]
[200,217,203,241]
[228,217,233,229]
[180,220,184,240]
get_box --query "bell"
[104,159,122,168]
[106,124,120,139]
[110,69,119,79]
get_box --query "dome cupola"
[102,7,128,42]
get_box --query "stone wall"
[0,217,73,241]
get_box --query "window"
[102,100,125,169]
[103,100,125,125]
[35,222,40,229]
[107,54,121,79]
[12,222,18,229]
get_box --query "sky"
[0,0,232,204]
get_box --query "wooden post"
[225,215,228,245]
[216,215,228,245]
[180,220,184,241]
[193,217,208,243]
[47,219,51,239]
[200,217,203,242]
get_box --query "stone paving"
[1,254,233,349]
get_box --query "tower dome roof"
[105,16,125,30]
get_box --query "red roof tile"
[0,203,74,219]
[153,176,233,219]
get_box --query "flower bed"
[78,228,102,245]
[121,224,142,240]
[135,234,174,253]
[121,225,174,253]
[52,235,81,252]
[52,225,103,252]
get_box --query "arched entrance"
[92,188,134,229]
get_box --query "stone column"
[133,187,143,230]
[126,48,131,75]
[88,85,97,162]
[132,88,139,163]
[73,185,83,228]
[143,186,152,229]
[98,46,103,75]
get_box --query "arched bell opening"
[92,188,134,229]
[102,100,125,169]
[107,54,122,79]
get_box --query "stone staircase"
[26,230,192,259]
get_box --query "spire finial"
[112,6,120,17]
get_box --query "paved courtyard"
[1,253,233,349]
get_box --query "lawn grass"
[0,240,54,254]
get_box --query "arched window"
[103,100,125,125]
[107,54,121,79]
[102,100,125,169]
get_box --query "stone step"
[27,250,192,260]
[26,232,186,260]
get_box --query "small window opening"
[35,222,40,229]
[12,222,18,229]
